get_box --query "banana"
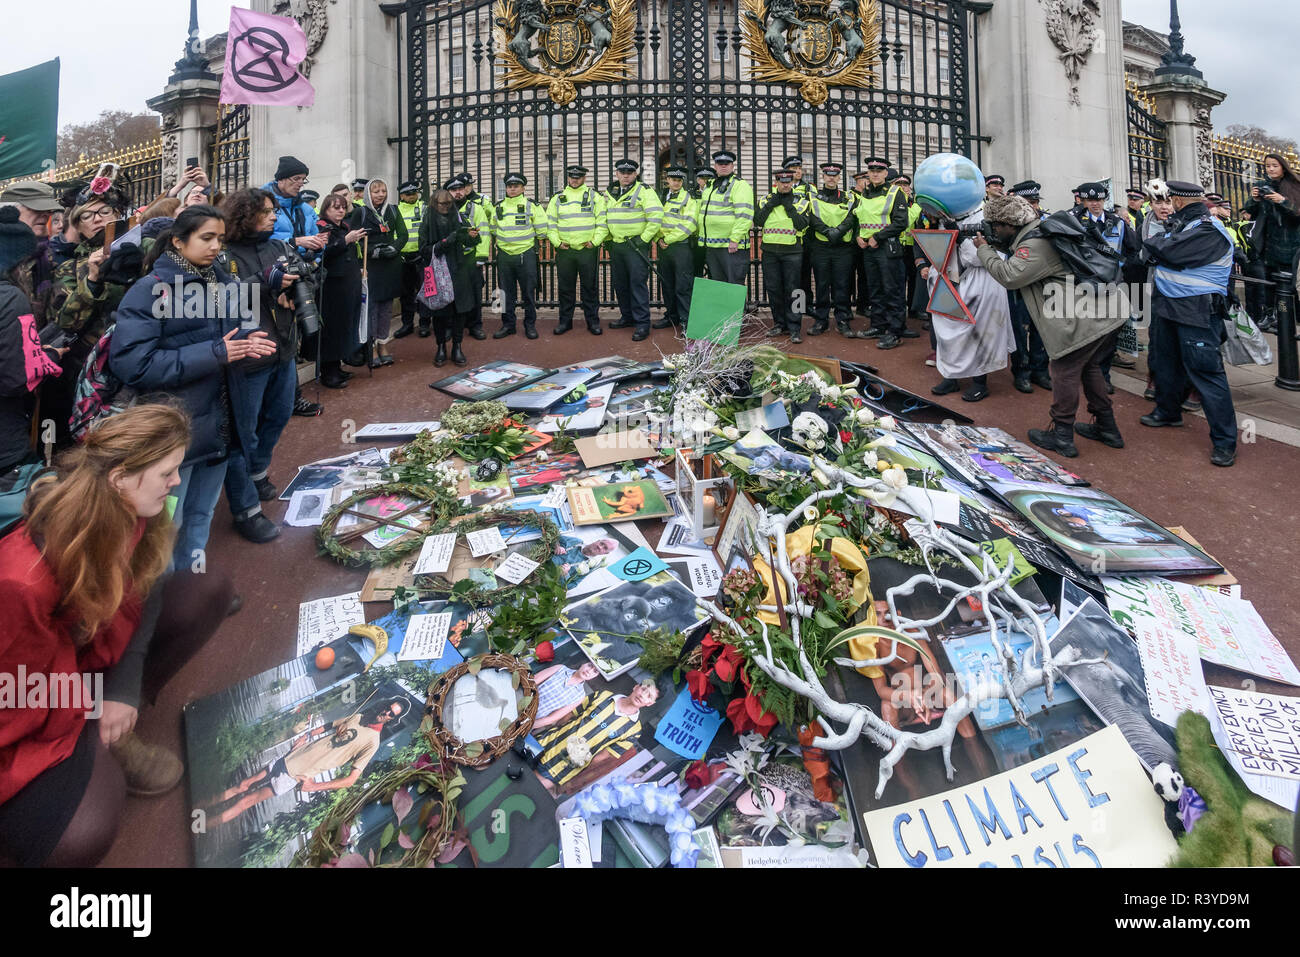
[349,623,389,671]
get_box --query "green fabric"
[0,59,58,180]
[686,277,745,346]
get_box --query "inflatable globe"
[913,153,985,222]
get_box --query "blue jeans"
[173,458,228,571]
[224,358,296,521]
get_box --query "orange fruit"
[315,647,336,670]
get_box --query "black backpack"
[1026,211,1123,287]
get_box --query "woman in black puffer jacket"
[348,177,407,368]
[418,189,480,368]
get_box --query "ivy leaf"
[391,787,414,824]
[519,693,534,710]
[464,741,484,759]
[380,823,395,849]
[511,670,522,690]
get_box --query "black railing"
[1127,92,1167,188]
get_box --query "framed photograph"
[559,355,661,385]
[501,369,602,413]
[910,424,1088,488]
[712,488,763,567]
[786,352,843,384]
[526,383,613,434]
[567,479,675,525]
[430,360,554,401]
[716,430,812,481]
[508,450,586,490]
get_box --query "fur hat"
[983,194,1037,228]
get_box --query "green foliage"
[636,627,690,678]
[484,559,569,653]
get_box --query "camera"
[1255,181,1275,197]
[955,220,997,245]
[272,254,321,335]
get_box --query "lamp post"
[1154,0,1203,79]
[171,0,217,81]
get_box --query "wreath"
[317,482,445,567]
[438,400,510,436]
[415,506,562,606]
[425,654,539,768]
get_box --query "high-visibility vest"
[461,195,494,260]
[397,200,424,253]
[1083,212,1128,260]
[603,181,664,243]
[759,192,810,245]
[1225,221,1248,253]
[659,190,699,245]
[545,185,607,247]
[901,202,922,246]
[810,188,857,243]
[856,184,903,238]
[1153,217,1234,299]
[493,194,547,254]
[699,175,756,249]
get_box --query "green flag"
[0,59,59,180]
[686,276,745,347]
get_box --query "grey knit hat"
[983,194,1037,228]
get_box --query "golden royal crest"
[740,0,881,105]
[494,0,637,105]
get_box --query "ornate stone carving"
[494,0,637,105]
[738,0,881,106]
[160,112,180,191]
[1039,0,1101,107]
[274,0,329,78]
[1193,106,1215,190]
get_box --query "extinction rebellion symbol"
[229,27,300,94]
[623,558,653,576]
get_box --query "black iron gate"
[399,0,979,306]
[1126,85,1167,190]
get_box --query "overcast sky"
[0,1,1293,139]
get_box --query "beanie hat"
[275,155,310,180]
[983,194,1037,228]
[0,206,39,275]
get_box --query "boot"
[524,322,538,339]
[376,342,394,367]
[1027,422,1078,458]
[808,320,829,336]
[451,338,467,366]
[1030,370,1052,390]
[110,732,184,797]
[1074,412,1125,449]
[393,320,415,339]
[931,378,961,396]
[434,339,448,367]
[554,318,573,335]
[493,324,516,339]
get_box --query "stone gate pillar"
[1142,3,1224,187]
[147,1,222,191]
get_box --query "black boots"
[524,322,538,339]
[451,338,467,366]
[1074,412,1125,449]
[1027,422,1079,458]
[434,340,448,367]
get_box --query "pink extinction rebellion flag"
[220,7,316,107]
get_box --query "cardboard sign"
[573,431,660,469]
[296,593,364,655]
[686,277,745,346]
[610,547,670,582]
[653,687,725,759]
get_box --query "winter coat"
[0,281,60,472]
[419,206,479,315]
[221,236,302,372]
[53,237,129,350]
[975,222,1127,360]
[1243,187,1300,270]
[318,218,363,362]
[108,254,248,467]
[262,182,320,259]
[347,180,408,303]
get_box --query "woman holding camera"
[348,177,407,369]
[316,194,368,389]
[110,204,279,567]
[1243,154,1300,332]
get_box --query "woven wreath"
[425,654,539,768]
[317,482,445,567]
[414,507,561,606]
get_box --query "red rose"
[684,760,718,790]
[699,633,724,667]
[726,696,755,735]
[686,668,714,702]
[713,644,743,683]
[839,429,853,443]
[745,692,779,737]
[534,641,555,662]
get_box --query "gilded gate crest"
[494,0,637,105]
[740,0,881,105]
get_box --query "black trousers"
[659,241,694,325]
[901,250,919,315]
[862,246,906,333]
[1149,311,1238,451]
[556,245,601,328]
[692,238,706,278]
[801,243,815,318]
[498,248,539,328]
[854,245,870,315]
[705,247,750,286]
[610,241,651,330]
[399,256,422,326]
[467,262,485,333]
[810,241,855,325]
[763,244,804,332]
[1244,259,1278,323]
[1009,290,1050,378]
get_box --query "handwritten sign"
[1207,686,1300,783]
[466,526,507,557]
[496,552,541,585]
[861,726,1178,868]
[296,592,364,655]
[653,687,725,759]
[413,533,457,575]
[397,612,452,662]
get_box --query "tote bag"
[417,252,455,311]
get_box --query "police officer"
[493,172,547,340]
[1139,180,1238,467]
[808,162,860,337]
[755,169,812,342]
[546,164,606,336]
[856,156,913,348]
[1006,180,1052,393]
[852,169,872,317]
[1074,182,1142,383]
[351,178,368,207]
[692,168,714,277]
[893,172,924,320]
[604,158,663,341]
[654,165,698,331]
[1126,187,1147,232]
[699,149,755,285]
[781,156,815,325]
[454,172,494,340]
[984,173,1006,200]
[393,180,426,339]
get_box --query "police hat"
[782,155,804,169]
[1009,180,1042,198]
[775,171,795,183]
[566,164,589,177]
[1127,187,1146,199]
[455,172,475,187]
[614,158,639,173]
[886,168,900,182]
[504,172,527,186]
[1077,182,1107,200]
[1205,192,1224,204]
[398,181,421,195]
[864,157,888,170]
[664,166,688,179]
[351,178,369,190]
[892,172,911,185]
[441,177,461,191]
[695,168,715,181]
[820,162,843,176]
[984,173,1005,186]
[1166,180,1205,198]
[300,190,320,205]
[853,170,871,181]
[712,150,737,164]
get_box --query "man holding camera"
[604,158,663,342]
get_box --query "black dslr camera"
[271,254,321,335]
[1255,181,1276,198]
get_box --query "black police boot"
[1013,376,1033,394]
[652,317,674,329]
[554,319,573,335]
[1075,412,1125,449]
[451,337,467,366]
[766,325,785,337]
[632,326,649,342]
[393,321,415,339]
[807,320,829,337]
[931,378,961,396]
[789,327,803,345]
[468,324,487,341]
[608,318,635,330]
[493,325,516,340]
[1209,446,1236,467]
[418,324,432,338]
[586,320,603,335]
[524,322,538,340]
[1030,370,1052,390]
[1027,422,1078,458]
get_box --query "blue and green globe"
[914,153,985,221]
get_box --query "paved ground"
[103,308,1300,866]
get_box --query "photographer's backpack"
[1026,211,1123,288]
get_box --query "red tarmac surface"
[102,312,1300,866]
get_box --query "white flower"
[881,467,908,490]
[792,412,829,436]
[535,450,549,462]
[876,415,897,431]
[720,425,740,442]
[689,417,710,433]
[862,450,878,470]
[866,434,897,450]
[855,407,877,426]
[820,384,842,402]
[803,505,819,522]
[812,468,831,487]
[576,561,591,575]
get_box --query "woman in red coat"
[0,404,232,866]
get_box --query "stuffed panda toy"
[1151,762,1185,836]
